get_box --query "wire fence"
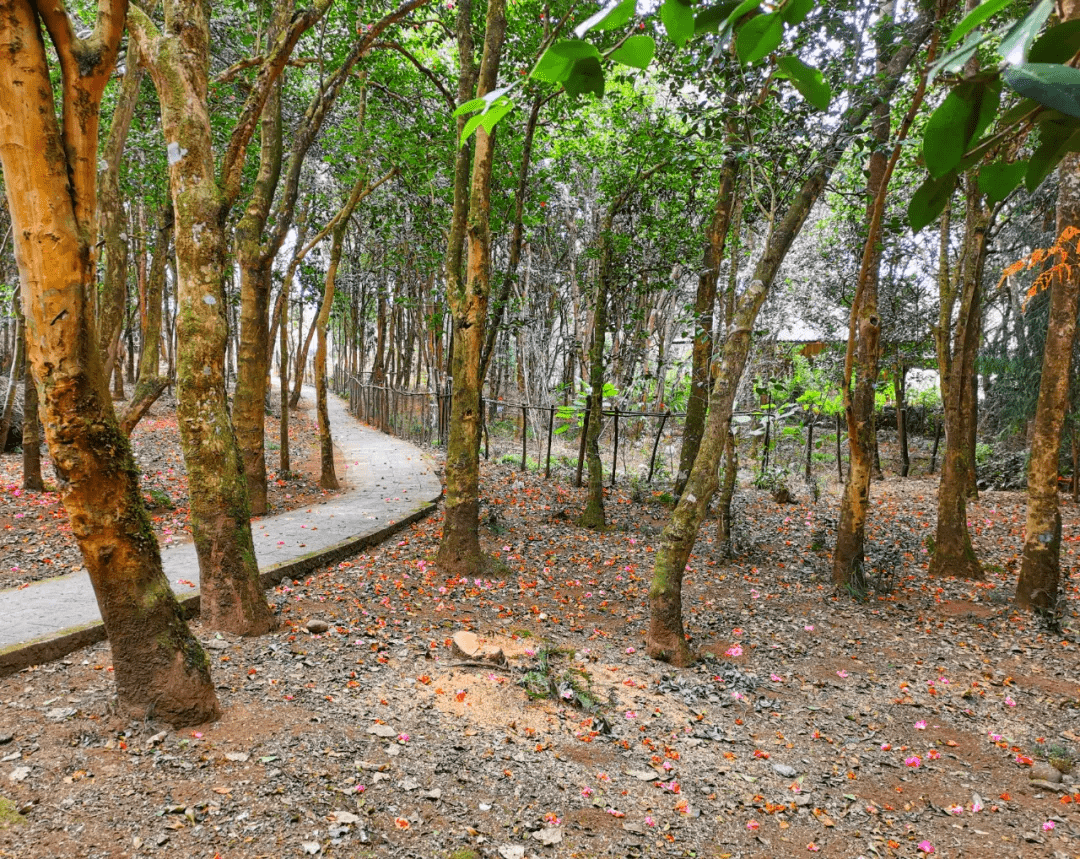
[332,365,694,487]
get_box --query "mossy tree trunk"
[316,225,344,491]
[0,0,219,726]
[1016,148,1080,612]
[676,154,739,500]
[437,0,505,575]
[929,179,986,581]
[646,9,937,664]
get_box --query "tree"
[0,0,218,725]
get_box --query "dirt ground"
[0,452,1078,859]
[0,391,342,590]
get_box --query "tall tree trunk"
[929,177,987,581]
[130,1,292,636]
[580,229,611,529]
[436,0,504,575]
[646,7,939,664]
[833,0,895,591]
[233,1,289,517]
[121,209,172,436]
[0,300,24,451]
[1016,146,1080,612]
[21,362,42,491]
[316,225,344,490]
[0,0,219,725]
[676,154,739,499]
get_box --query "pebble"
[1031,762,1063,784]
[306,619,329,634]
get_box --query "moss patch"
[0,797,25,827]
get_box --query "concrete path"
[0,388,442,674]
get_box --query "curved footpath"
[0,388,443,675]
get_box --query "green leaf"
[930,30,991,83]
[575,0,637,38]
[694,1,740,35]
[736,11,783,63]
[1029,19,1080,63]
[1025,122,1080,191]
[945,0,1011,49]
[977,160,1027,203]
[908,172,957,233]
[775,55,831,110]
[609,34,656,69]
[563,56,605,98]
[997,96,1041,126]
[922,80,1000,178]
[780,0,813,26]
[999,0,1054,61]
[453,96,487,118]
[531,39,602,84]
[1004,63,1080,120]
[660,0,695,48]
[459,99,513,145]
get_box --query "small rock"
[7,766,29,783]
[148,731,168,747]
[1031,762,1063,784]
[498,847,525,859]
[772,763,798,778]
[626,769,658,781]
[0,734,13,746]
[204,639,229,651]
[306,619,330,634]
[301,842,321,855]
[399,778,420,791]
[45,707,77,722]
[423,788,442,801]
[224,752,250,763]
[1030,779,1067,792]
[367,723,397,738]
[451,630,504,663]
[330,811,359,825]
[532,826,562,846]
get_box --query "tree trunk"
[0,0,219,726]
[1015,148,1080,612]
[716,429,737,560]
[21,363,42,492]
[929,178,986,580]
[676,155,739,499]
[895,364,910,477]
[0,301,25,451]
[580,230,610,529]
[436,0,504,575]
[646,6,939,663]
[131,1,279,636]
[316,226,343,490]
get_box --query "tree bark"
[676,155,739,499]
[21,363,42,491]
[436,0,505,575]
[1015,149,1080,612]
[125,208,172,435]
[0,0,219,725]
[130,0,292,636]
[0,300,25,451]
[929,178,986,580]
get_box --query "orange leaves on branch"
[1000,226,1080,307]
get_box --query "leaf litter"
[0,458,1078,858]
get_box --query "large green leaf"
[977,160,1028,204]
[908,171,957,233]
[1029,19,1080,63]
[694,0,740,35]
[775,55,831,110]
[999,0,1054,61]
[1025,122,1080,191]
[922,80,1000,178]
[609,34,656,69]
[563,56,605,98]
[1004,63,1080,120]
[945,0,1012,49]
[780,0,813,26]
[736,11,783,63]
[531,39,602,84]
[575,0,637,37]
[660,0,696,48]
[460,99,513,144]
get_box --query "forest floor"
[0,391,342,590]
[1,429,1079,859]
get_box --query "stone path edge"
[0,495,440,678]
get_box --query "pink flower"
[947,804,963,815]
[905,755,922,768]
[808,845,820,852]
[1005,697,1016,707]
[726,645,743,657]
[970,800,983,813]
[770,673,784,683]
[881,743,892,751]
[836,670,849,678]
[804,625,814,631]
[1042,820,1056,831]
[914,720,927,730]
[580,787,593,798]
[917,841,934,854]
[644,815,656,827]
[927,749,941,760]
[746,820,760,831]
[626,647,635,654]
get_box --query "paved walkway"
[0,388,442,673]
